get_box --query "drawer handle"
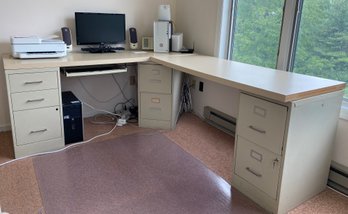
[26,98,45,103]
[249,125,266,134]
[246,167,262,178]
[29,129,47,134]
[151,70,161,75]
[149,79,162,83]
[151,98,161,103]
[24,80,43,85]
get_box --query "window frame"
[226,0,347,118]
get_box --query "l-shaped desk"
[2,51,346,213]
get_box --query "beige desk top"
[3,51,346,103]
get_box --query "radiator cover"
[328,161,348,195]
[203,106,236,136]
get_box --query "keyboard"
[81,47,125,53]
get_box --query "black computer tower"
[62,91,83,144]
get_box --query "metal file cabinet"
[5,68,64,158]
[138,63,182,129]
[232,92,343,213]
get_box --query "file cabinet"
[234,93,286,200]
[5,68,64,158]
[138,63,182,129]
[232,92,343,213]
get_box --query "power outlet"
[199,81,204,92]
[130,75,136,85]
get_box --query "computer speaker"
[129,27,138,50]
[61,27,72,51]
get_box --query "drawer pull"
[150,79,162,83]
[246,167,262,177]
[26,98,45,103]
[151,70,161,75]
[149,107,161,111]
[151,98,161,103]
[249,125,266,134]
[29,129,47,134]
[24,81,43,85]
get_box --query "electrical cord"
[0,101,119,168]
[180,75,193,114]
[111,74,132,103]
[78,73,130,103]
[0,123,117,168]
[89,114,117,125]
[114,98,135,113]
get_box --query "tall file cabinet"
[232,92,343,213]
[5,68,64,158]
[138,63,182,129]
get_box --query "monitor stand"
[81,44,125,53]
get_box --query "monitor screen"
[75,12,126,45]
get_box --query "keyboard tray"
[61,64,127,77]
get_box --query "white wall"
[332,119,348,167]
[176,0,348,169]
[175,0,240,118]
[0,0,176,130]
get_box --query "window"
[291,0,348,98]
[229,0,285,68]
[228,0,348,99]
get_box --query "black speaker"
[61,27,72,51]
[129,27,138,49]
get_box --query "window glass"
[229,0,285,68]
[292,0,348,97]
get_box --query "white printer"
[11,36,67,59]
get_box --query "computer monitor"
[75,12,126,46]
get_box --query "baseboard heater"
[328,162,348,196]
[203,106,236,136]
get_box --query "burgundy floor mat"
[33,132,265,214]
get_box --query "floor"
[0,113,347,213]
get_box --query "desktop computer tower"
[62,91,83,144]
[154,21,172,52]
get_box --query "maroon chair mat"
[33,132,265,214]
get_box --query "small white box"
[158,5,171,21]
[171,33,183,52]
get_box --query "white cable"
[83,101,121,117]
[0,101,119,168]
[0,123,117,168]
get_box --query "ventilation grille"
[328,162,348,196]
[203,106,236,136]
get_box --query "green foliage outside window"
[230,0,348,97]
[231,0,284,68]
[293,0,348,97]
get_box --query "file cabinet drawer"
[140,93,171,121]
[9,71,58,93]
[13,106,62,146]
[138,64,172,93]
[235,136,281,199]
[237,93,287,154]
[139,118,171,129]
[11,89,59,111]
